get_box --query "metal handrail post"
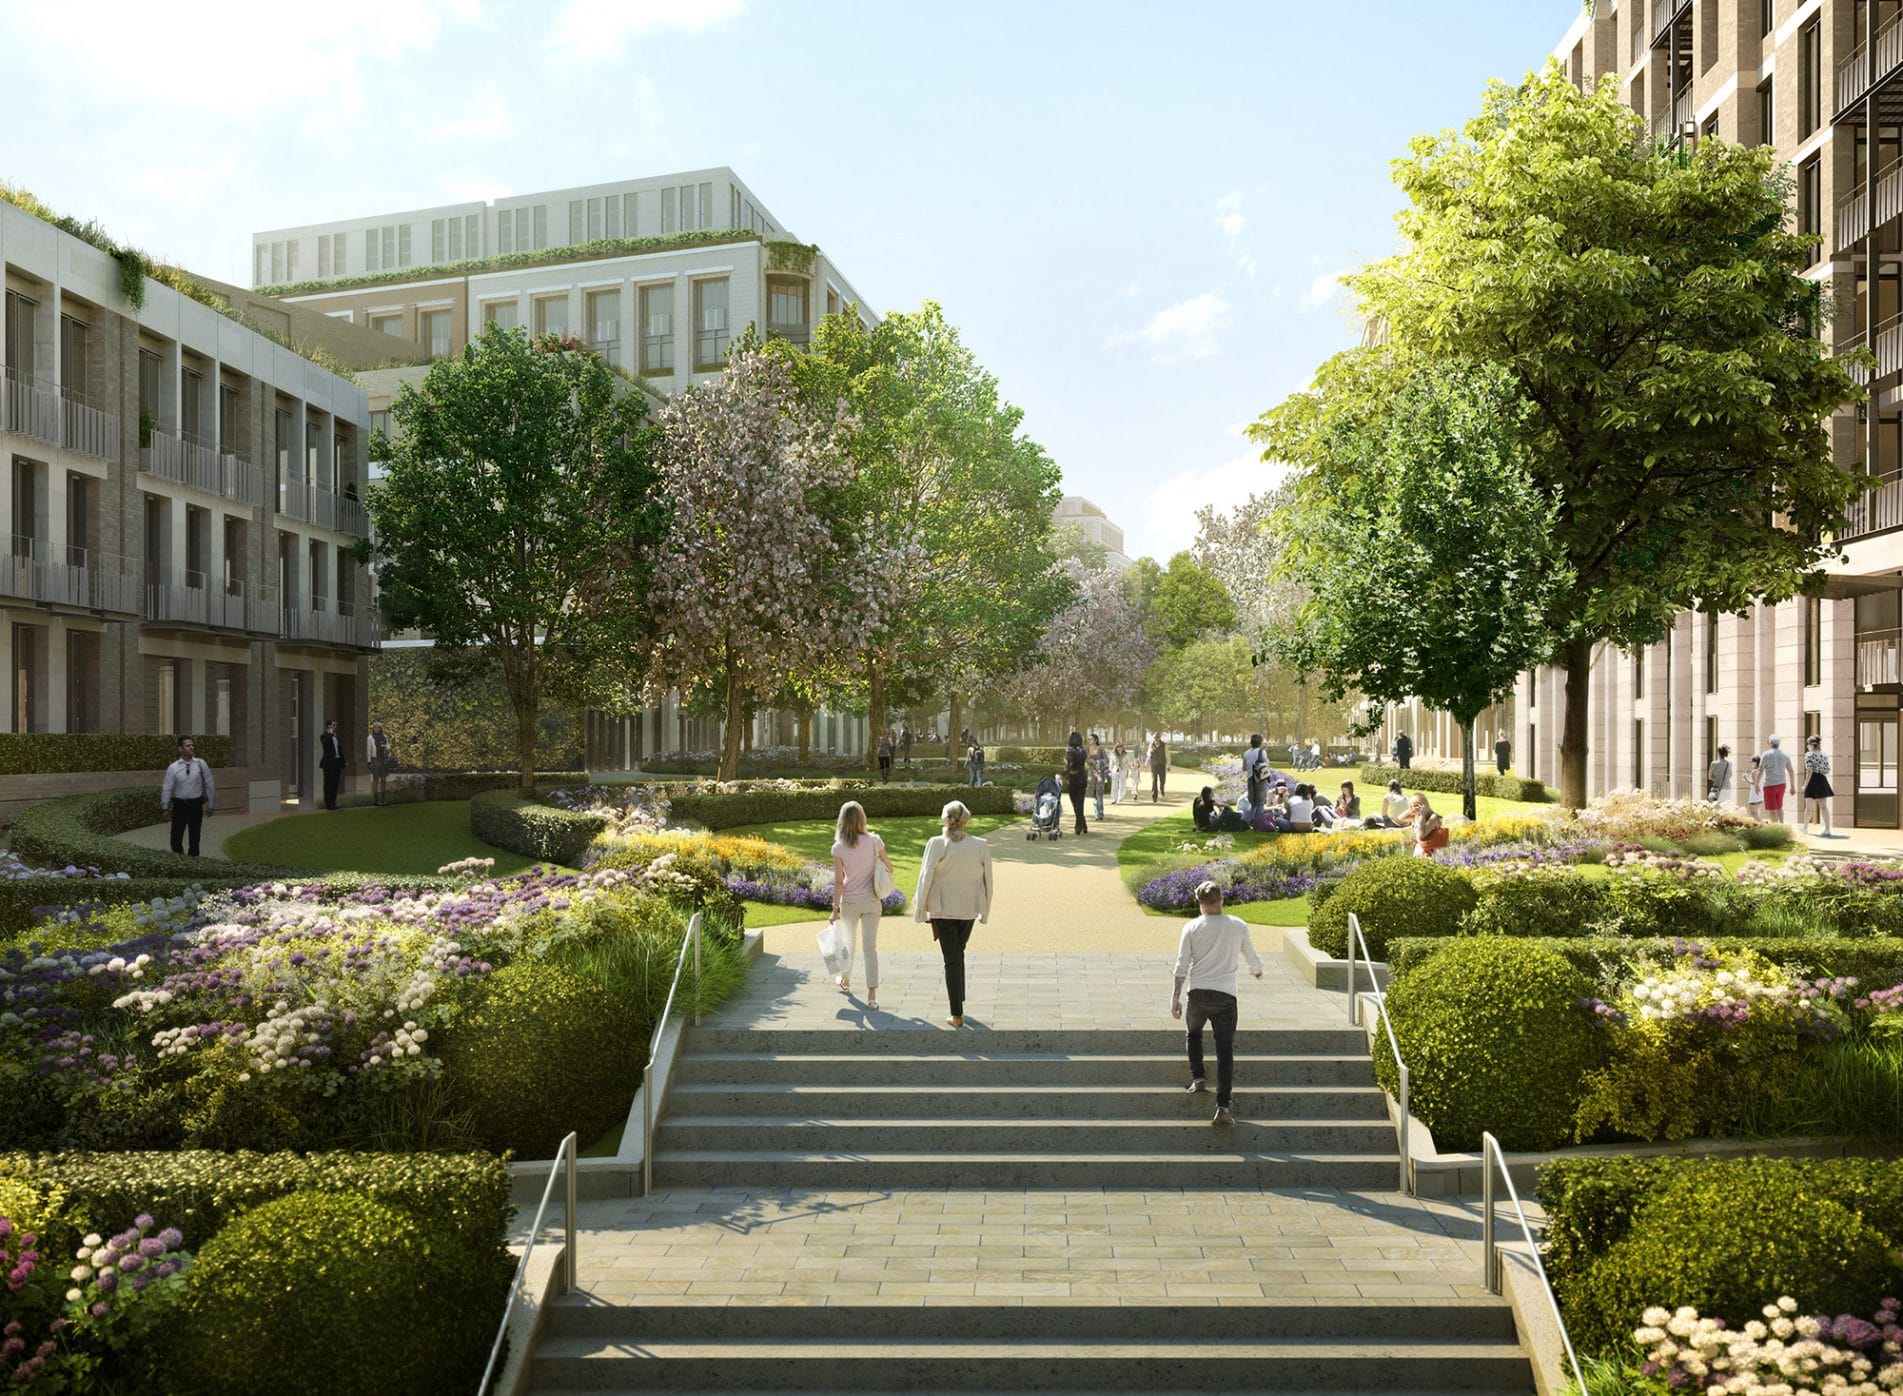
[1482,1139,1497,1293]
[478,1129,580,1395]
[641,1066,653,1199]
[1397,1062,1410,1195]
[564,1132,578,1292]
[1480,1132,1590,1394]
[692,914,702,1027]
[1345,912,1360,1025]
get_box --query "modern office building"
[1385,1,1903,824]
[1054,494,1134,571]
[0,197,416,807]
[257,170,879,770]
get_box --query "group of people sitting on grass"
[1193,776,1448,852]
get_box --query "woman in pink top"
[830,800,897,1009]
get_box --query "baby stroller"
[1027,776,1064,840]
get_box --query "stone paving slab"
[554,1188,1494,1305]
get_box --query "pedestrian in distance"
[1148,732,1168,802]
[1087,734,1108,820]
[1393,731,1413,771]
[318,719,346,811]
[1747,756,1765,821]
[1757,735,1795,825]
[1170,880,1264,1127]
[1242,733,1267,813]
[1706,744,1733,805]
[1803,734,1835,837]
[915,799,994,1028]
[1110,741,1128,805]
[1494,733,1511,776]
[900,724,913,769]
[966,736,985,788]
[877,729,895,784]
[366,721,394,807]
[160,735,216,857]
[1064,731,1090,834]
[830,800,897,1009]
[1122,742,1142,803]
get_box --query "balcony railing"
[1841,328,1872,385]
[0,541,138,614]
[139,426,265,507]
[59,386,116,460]
[2,369,59,446]
[1838,13,1903,114]
[278,477,371,536]
[1840,163,1903,248]
[279,603,377,649]
[1844,475,1903,540]
[1859,628,1902,688]
[145,572,276,632]
[1651,86,1693,145]
[1652,0,1688,46]
[1876,311,1903,381]
[768,323,811,347]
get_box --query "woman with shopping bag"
[828,800,897,1009]
[914,799,994,1028]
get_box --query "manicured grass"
[222,800,551,877]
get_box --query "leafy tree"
[364,326,660,791]
[1253,64,1865,809]
[998,563,1158,741]
[1142,635,1258,741]
[641,348,876,781]
[1147,552,1238,650]
[1275,361,1572,818]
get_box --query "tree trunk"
[719,682,746,782]
[1295,679,1310,748]
[1560,633,1593,812]
[796,704,812,766]
[866,663,887,777]
[513,690,538,794]
[947,692,963,757]
[1461,714,1478,823]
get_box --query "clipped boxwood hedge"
[1540,1157,1903,1355]
[1385,934,1903,991]
[1358,764,1552,803]
[1306,855,1477,959]
[0,732,232,774]
[8,787,290,883]
[670,782,1019,831]
[468,788,604,865]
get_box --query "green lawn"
[222,800,552,877]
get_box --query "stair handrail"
[1480,1131,1589,1395]
[1344,912,1410,1195]
[477,1129,578,1395]
[642,910,703,1197]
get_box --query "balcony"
[0,541,138,615]
[278,477,371,536]
[145,572,274,632]
[139,426,265,508]
[1651,86,1693,145]
[1841,328,1872,386]
[279,602,377,649]
[59,386,116,460]
[1838,14,1903,116]
[2,368,59,446]
[1652,0,1688,46]
[1844,475,1903,540]
[768,322,812,348]
[1877,312,1903,382]
[1859,628,1902,688]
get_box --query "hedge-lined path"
[117,812,283,862]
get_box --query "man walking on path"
[319,720,346,811]
[1393,731,1412,771]
[1758,734,1795,825]
[1148,733,1168,803]
[1494,734,1510,775]
[160,735,216,857]
[1170,881,1263,1127]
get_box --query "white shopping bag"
[816,921,850,978]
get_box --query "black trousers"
[168,796,206,857]
[933,918,976,1017]
[1067,776,1087,832]
[878,756,892,783]
[1246,772,1264,811]
[1185,989,1239,1107]
[321,762,343,809]
[1151,767,1165,800]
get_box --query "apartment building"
[1381,0,1903,823]
[0,197,401,808]
[257,170,879,769]
[1054,495,1135,571]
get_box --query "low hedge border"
[670,782,1019,831]
[9,788,292,883]
[1359,764,1552,803]
[0,733,232,775]
[1386,933,1903,990]
[0,871,465,941]
[469,788,606,866]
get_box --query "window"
[767,277,809,344]
[1800,18,1821,138]
[1698,0,1716,74]
[370,313,403,338]
[1702,112,1719,145]
[309,540,328,613]
[693,278,729,369]
[10,460,38,555]
[255,245,269,286]
[606,195,621,239]
[398,225,412,266]
[1633,719,1645,788]
[699,183,713,231]
[420,309,451,357]
[67,473,89,568]
[275,408,292,485]
[1705,713,1719,776]
[826,288,841,317]
[317,233,347,278]
[1805,594,1823,685]
[180,368,203,443]
[223,516,244,594]
[1706,612,1720,693]
[431,217,467,263]
[585,290,619,351]
[60,315,87,400]
[533,205,547,250]
[621,192,636,236]
[1634,645,1645,699]
[662,187,677,234]
[1805,709,1822,749]
[67,631,97,733]
[640,284,674,374]
[218,382,238,456]
[1758,79,1774,146]
[534,296,569,338]
[156,659,177,736]
[1762,0,1774,36]
[568,199,584,245]
[1799,156,1822,259]
[213,670,232,737]
[483,300,519,330]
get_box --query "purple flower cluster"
[1814,1296,1902,1350]
[1579,995,1630,1025]
[1832,862,1903,887]
[1137,864,1319,912]
[2,1216,40,1294]
[1434,840,1606,870]
[724,877,905,914]
[33,1029,133,1084]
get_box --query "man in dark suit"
[319,719,345,810]
[1393,731,1413,771]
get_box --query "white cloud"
[1298,269,1350,313]
[547,0,747,69]
[1214,190,1245,240]
[1105,291,1232,362]
[1122,450,1293,561]
[1117,279,1143,299]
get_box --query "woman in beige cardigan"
[914,800,994,1028]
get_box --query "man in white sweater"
[1169,881,1263,1126]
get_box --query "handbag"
[873,858,896,900]
[816,921,850,978]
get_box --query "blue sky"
[3,0,1575,560]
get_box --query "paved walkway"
[119,813,287,861]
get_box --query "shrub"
[1546,1160,1903,1355]
[1744,821,1794,849]
[1307,856,1477,960]
[169,1190,502,1396]
[1381,937,1600,1151]
[468,788,604,865]
[1357,764,1554,803]
[441,963,641,1157]
[1592,874,1737,940]
[0,733,232,774]
[992,745,1070,767]
[1679,830,1747,856]
[368,646,581,771]
[8,789,288,882]
[669,782,1017,831]
[0,875,202,936]
[1463,869,1606,939]
[1386,933,1903,997]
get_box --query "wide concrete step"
[683,1028,1369,1055]
[672,1053,1374,1087]
[656,1117,1401,1153]
[666,1082,1392,1120]
[533,1388,1529,1396]
[528,1336,1533,1390]
[544,1300,1519,1342]
[650,1151,1404,1189]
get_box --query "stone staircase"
[653,1026,1402,1190]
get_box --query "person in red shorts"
[1757,735,1795,824]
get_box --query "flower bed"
[584,826,907,916]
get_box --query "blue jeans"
[1093,790,1105,819]
[968,757,983,786]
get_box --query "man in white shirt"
[159,735,217,857]
[1241,734,1267,811]
[1169,881,1264,1126]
